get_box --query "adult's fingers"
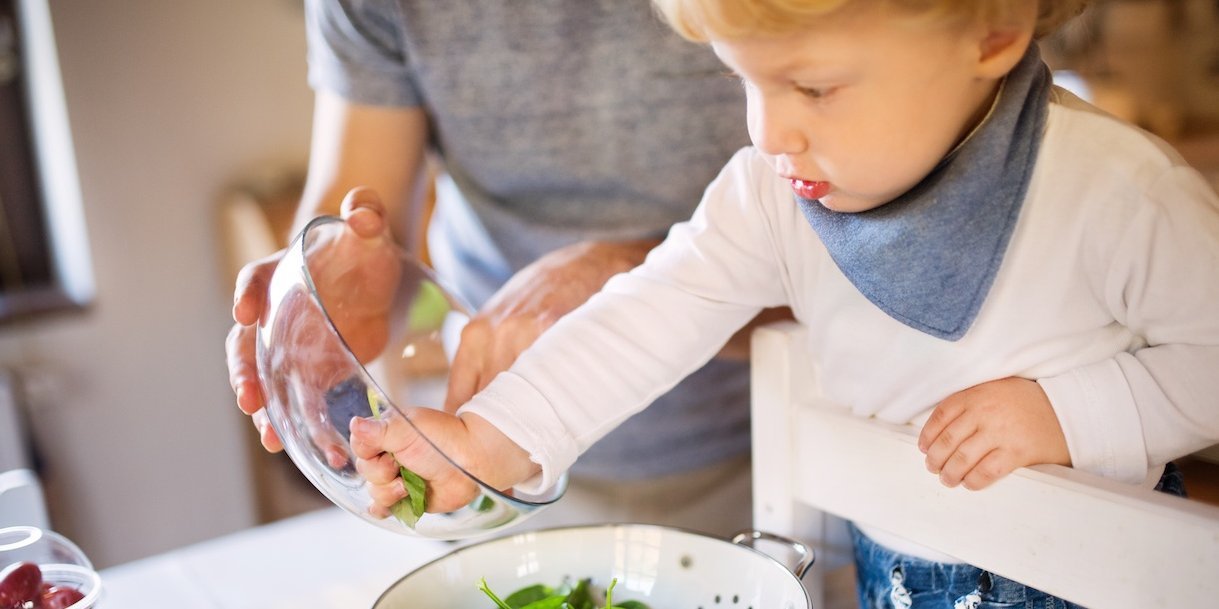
[232,253,281,326]
[444,322,489,412]
[226,323,266,416]
[291,376,351,469]
[252,408,284,453]
[482,319,539,394]
[339,186,389,239]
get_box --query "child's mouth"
[790,179,831,200]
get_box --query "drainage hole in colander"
[697,594,747,608]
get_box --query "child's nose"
[749,98,806,156]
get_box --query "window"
[0,0,93,323]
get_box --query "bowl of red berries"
[0,526,100,609]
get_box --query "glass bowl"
[0,526,102,609]
[255,215,566,539]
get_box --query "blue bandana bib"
[797,45,1050,341]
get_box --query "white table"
[99,508,454,608]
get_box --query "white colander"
[373,524,813,608]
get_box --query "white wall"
[0,0,314,567]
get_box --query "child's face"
[711,4,1003,213]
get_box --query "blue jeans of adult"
[850,463,1187,609]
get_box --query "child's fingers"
[367,503,391,520]
[936,435,995,487]
[921,410,977,475]
[960,449,1016,491]
[349,415,419,460]
[918,396,966,453]
[355,451,404,485]
[366,475,408,508]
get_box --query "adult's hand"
[226,187,396,452]
[442,238,658,411]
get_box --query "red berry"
[41,585,86,609]
[0,562,43,606]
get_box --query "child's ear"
[973,3,1037,79]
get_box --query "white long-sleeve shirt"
[461,89,1219,501]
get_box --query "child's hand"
[349,408,538,515]
[918,377,1070,490]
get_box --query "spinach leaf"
[520,597,570,609]
[505,584,555,607]
[564,579,596,609]
[471,494,496,512]
[480,580,565,609]
[399,466,427,517]
[367,388,428,527]
[479,576,651,609]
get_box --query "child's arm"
[922,164,1219,490]
[353,150,788,506]
[917,377,1070,490]
[349,409,537,514]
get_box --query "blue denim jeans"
[850,523,1086,609]
[850,464,1186,609]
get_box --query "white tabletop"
[99,508,454,609]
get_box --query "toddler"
[350,0,1219,606]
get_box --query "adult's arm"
[292,91,430,243]
[227,92,430,451]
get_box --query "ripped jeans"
[850,463,1187,609]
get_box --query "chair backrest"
[750,322,1219,609]
[0,468,50,531]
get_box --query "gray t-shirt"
[306,0,752,479]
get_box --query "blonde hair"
[653,0,1089,42]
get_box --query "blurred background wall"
[0,0,313,567]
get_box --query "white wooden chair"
[750,322,1219,609]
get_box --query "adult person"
[226,0,778,536]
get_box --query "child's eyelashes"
[797,85,837,100]
[719,68,838,100]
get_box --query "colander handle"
[730,529,815,578]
